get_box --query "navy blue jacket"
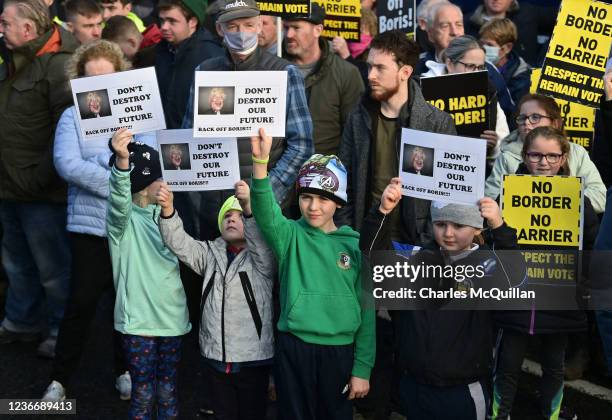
[155,27,224,129]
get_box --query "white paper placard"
[70,67,166,140]
[157,129,240,191]
[399,128,487,205]
[193,71,287,138]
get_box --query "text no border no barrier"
[501,175,583,248]
[537,0,612,108]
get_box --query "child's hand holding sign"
[379,177,402,215]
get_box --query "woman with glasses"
[485,93,606,213]
[491,126,600,420]
[421,35,510,175]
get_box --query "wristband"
[252,155,269,164]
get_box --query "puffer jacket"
[53,106,157,237]
[159,211,275,362]
[0,25,78,203]
[485,130,607,213]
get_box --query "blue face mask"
[223,30,258,55]
[484,45,501,65]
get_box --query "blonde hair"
[86,91,101,103]
[479,18,518,46]
[65,39,131,80]
[360,9,378,36]
[5,0,51,36]
[209,87,226,100]
[411,147,426,161]
[169,144,183,157]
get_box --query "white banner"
[193,71,287,138]
[70,67,165,140]
[399,128,487,205]
[158,129,240,191]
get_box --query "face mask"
[348,33,373,59]
[484,45,501,65]
[223,30,259,55]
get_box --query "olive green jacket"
[0,26,78,203]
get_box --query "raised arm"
[106,129,134,243]
[157,182,211,275]
[250,128,295,259]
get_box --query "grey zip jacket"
[160,212,275,362]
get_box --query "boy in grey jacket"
[157,180,275,420]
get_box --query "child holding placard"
[249,128,375,419]
[107,131,190,419]
[492,126,600,420]
[156,180,276,420]
[360,177,524,420]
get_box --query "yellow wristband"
[252,155,269,164]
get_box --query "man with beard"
[336,29,456,420]
[338,30,455,243]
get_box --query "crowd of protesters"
[0,0,611,419]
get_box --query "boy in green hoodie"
[249,128,375,419]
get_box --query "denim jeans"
[0,201,71,336]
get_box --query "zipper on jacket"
[239,271,263,338]
[221,262,232,362]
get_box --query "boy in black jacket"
[361,177,525,420]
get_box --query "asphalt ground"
[0,285,611,420]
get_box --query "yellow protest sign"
[317,0,361,41]
[501,175,583,248]
[256,1,310,18]
[530,69,596,152]
[536,0,612,108]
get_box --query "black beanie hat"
[109,140,162,194]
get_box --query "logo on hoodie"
[337,252,351,270]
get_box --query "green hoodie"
[250,177,375,379]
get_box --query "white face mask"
[484,45,501,65]
[223,30,259,55]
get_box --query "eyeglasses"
[525,152,564,164]
[455,60,486,71]
[515,113,552,125]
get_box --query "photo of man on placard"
[403,145,434,177]
[162,143,191,170]
[77,89,112,119]
[198,86,235,115]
